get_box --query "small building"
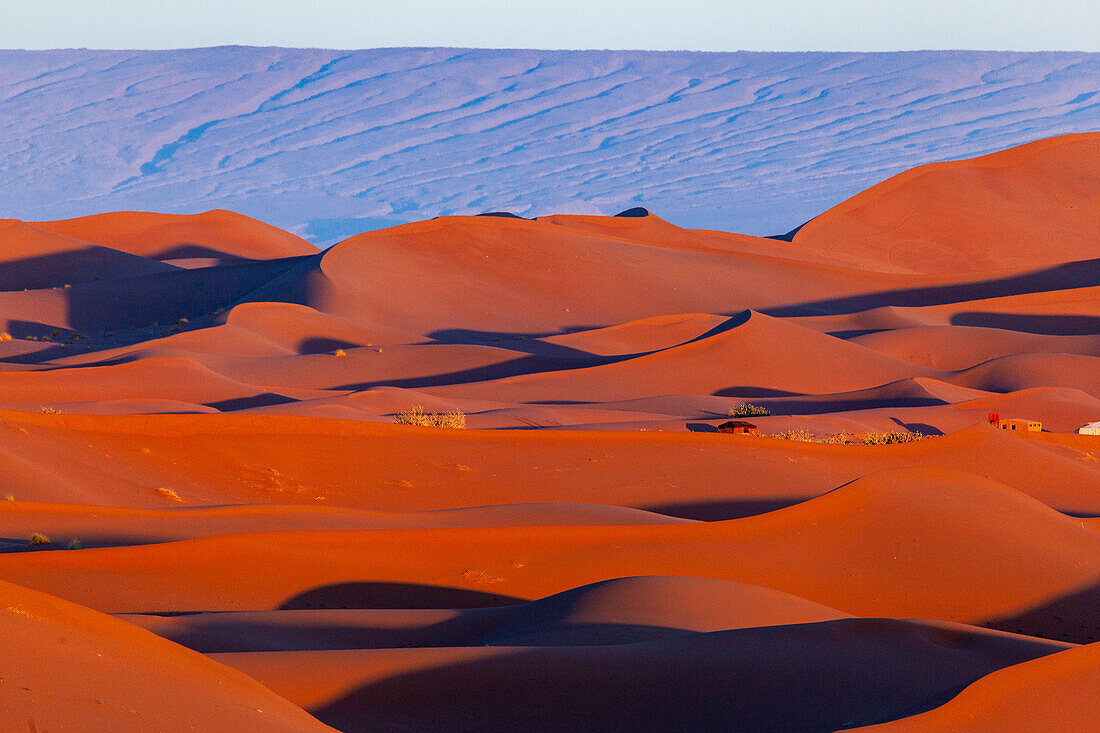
[718,420,757,435]
[988,413,1041,432]
[1078,421,1100,436]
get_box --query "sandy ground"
[0,133,1098,731]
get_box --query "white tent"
[1078,422,1100,436]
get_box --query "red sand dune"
[0,134,1096,730]
[0,579,333,732]
[210,619,1066,732]
[854,641,1100,732]
[118,576,850,652]
[794,132,1100,273]
[33,209,319,261]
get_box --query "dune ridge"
[0,133,1096,730]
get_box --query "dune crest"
[0,131,1095,730]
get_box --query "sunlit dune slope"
[0,579,334,732]
[34,209,319,261]
[795,133,1100,273]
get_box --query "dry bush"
[860,432,925,445]
[729,403,771,417]
[4,495,14,502]
[29,532,50,545]
[0,332,11,342]
[394,405,467,429]
[333,348,347,357]
[39,406,61,414]
[155,487,184,503]
[66,539,82,550]
[820,432,850,444]
[771,428,815,442]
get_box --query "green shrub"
[729,403,771,418]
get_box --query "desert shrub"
[4,494,14,501]
[729,403,771,417]
[39,406,61,414]
[860,432,925,445]
[394,405,467,429]
[155,487,184,502]
[771,428,815,442]
[333,348,347,357]
[769,430,852,444]
[0,332,11,342]
[29,532,50,545]
[66,539,82,550]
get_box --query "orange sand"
[0,134,1096,731]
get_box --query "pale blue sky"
[3,0,1100,51]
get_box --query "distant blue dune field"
[1,47,1098,244]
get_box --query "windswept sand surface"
[4,48,1100,242]
[0,134,1098,731]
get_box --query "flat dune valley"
[1,132,1099,732]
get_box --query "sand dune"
[795,133,1100,273]
[119,576,848,653]
[211,619,1067,732]
[851,325,1100,370]
[0,133,1096,730]
[2,469,1097,641]
[854,640,1100,732]
[0,579,333,732]
[34,209,319,261]
[949,353,1100,396]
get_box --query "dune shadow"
[280,582,526,610]
[827,328,889,339]
[0,534,180,552]
[306,618,1052,733]
[889,418,944,436]
[205,393,299,411]
[713,386,801,398]
[761,259,1100,319]
[428,328,603,360]
[950,311,1100,335]
[765,220,810,242]
[335,353,614,391]
[638,498,808,521]
[982,583,1100,644]
[762,396,946,416]
[297,336,362,354]
[59,254,320,335]
[149,244,255,261]
[685,422,719,433]
[144,615,690,654]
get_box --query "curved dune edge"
[117,576,852,652]
[1,411,1097,516]
[0,500,692,549]
[209,618,1066,732]
[32,209,319,261]
[0,579,333,732]
[1,468,1097,638]
[794,132,1100,273]
[851,641,1100,732]
[0,131,1093,732]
